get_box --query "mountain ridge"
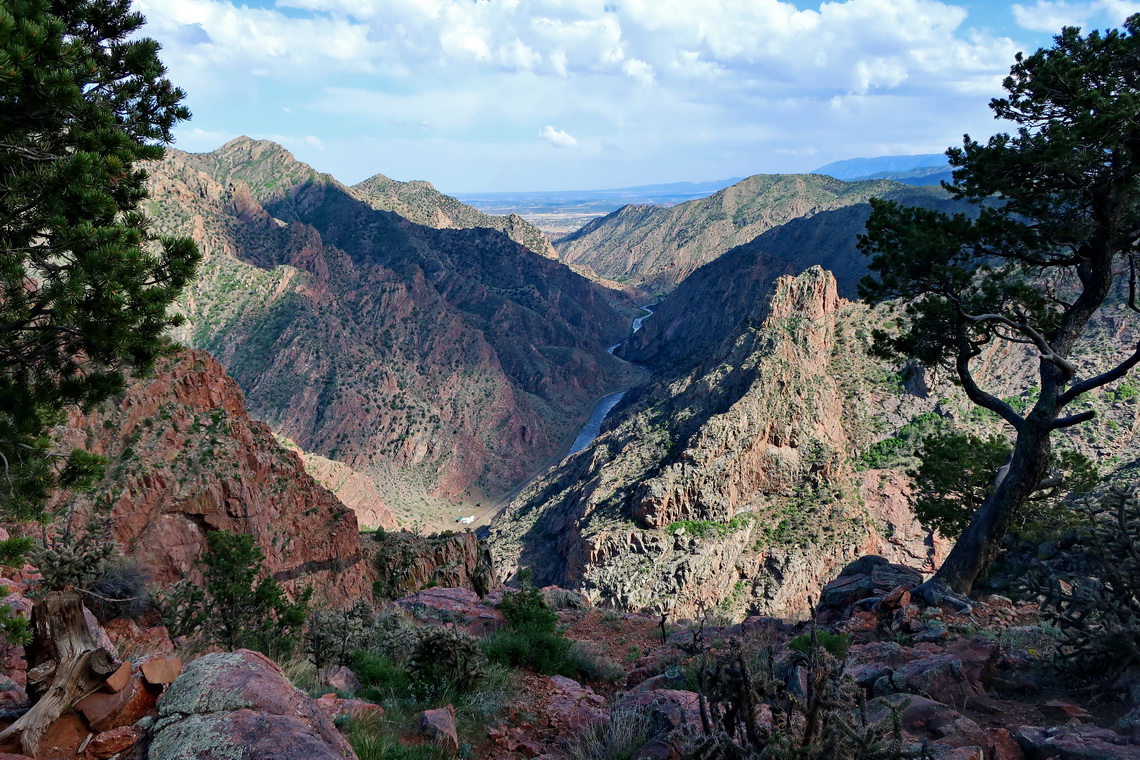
[552,173,933,294]
[144,136,638,524]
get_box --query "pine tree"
[859,17,1140,603]
[0,0,199,525]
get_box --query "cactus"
[409,626,486,695]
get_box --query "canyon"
[143,137,638,526]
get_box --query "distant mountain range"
[551,174,932,294]
[812,153,951,184]
[454,178,744,217]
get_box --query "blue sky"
[136,0,1140,192]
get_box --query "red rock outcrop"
[369,530,496,599]
[52,350,373,605]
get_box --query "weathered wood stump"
[0,590,117,755]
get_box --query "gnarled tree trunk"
[921,419,1053,604]
[0,590,118,756]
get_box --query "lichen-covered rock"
[145,649,356,760]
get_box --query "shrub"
[1030,487,1140,678]
[84,557,150,623]
[567,641,624,683]
[409,627,486,697]
[352,651,414,702]
[789,630,852,659]
[481,623,574,677]
[562,707,656,760]
[687,633,907,759]
[484,585,586,676]
[155,530,310,659]
[307,599,374,670]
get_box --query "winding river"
[565,305,654,457]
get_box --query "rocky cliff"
[51,349,377,605]
[554,174,943,294]
[144,137,638,525]
[368,530,496,600]
[351,173,557,258]
[490,268,946,619]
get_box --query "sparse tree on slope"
[859,17,1140,605]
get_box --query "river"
[566,305,654,457]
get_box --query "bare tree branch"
[961,309,1078,379]
[956,342,1025,430]
[1051,410,1097,429]
[1058,339,1140,405]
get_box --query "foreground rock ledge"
[144,649,356,760]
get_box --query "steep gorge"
[144,137,638,524]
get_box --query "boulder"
[891,655,980,704]
[76,673,158,732]
[1016,725,1140,759]
[874,694,987,750]
[545,675,608,730]
[88,725,143,759]
[616,689,702,733]
[139,655,182,686]
[394,587,502,634]
[319,665,361,694]
[986,728,1027,760]
[419,705,459,753]
[145,649,356,760]
[316,693,382,721]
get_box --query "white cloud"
[539,125,578,149]
[136,0,1108,188]
[1012,0,1140,33]
[1012,1,1096,32]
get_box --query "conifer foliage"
[0,0,199,520]
[859,17,1140,599]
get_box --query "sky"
[136,0,1140,192]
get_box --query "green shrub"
[562,707,655,760]
[156,530,310,659]
[789,630,852,659]
[481,623,575,676]
[1030,487,1140,678]
[482,586,579,676]
[352,651,414,701]
[409,627,486,697]
[306,599,374,670]
[567,641,625,683]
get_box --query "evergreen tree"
[860,17,1140,602]
[0,0,198,524]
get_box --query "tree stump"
[0,590,118,756]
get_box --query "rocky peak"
[490,267,942,619]
[51,349,378,604]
